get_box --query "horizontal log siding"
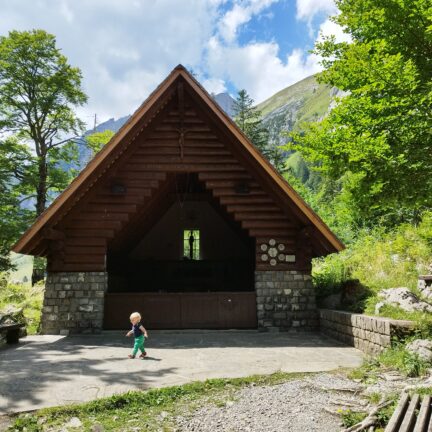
[49,99,301,272]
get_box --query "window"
[183,229,200,260]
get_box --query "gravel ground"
[176,373,365,432]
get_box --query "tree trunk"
[33,153,48,285]
[35,155,47,216]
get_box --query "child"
[126,312,148,359]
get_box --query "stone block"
[379,334,391,347]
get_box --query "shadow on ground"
[0,331,362,414]
[0,335,175,413]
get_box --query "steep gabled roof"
[13,65,344,255]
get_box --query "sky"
[0,0,349,128]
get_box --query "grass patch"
[339,409,367,428]
[8,371,309,431]
[313,212,432,307]
[410,387,432,396]
[0,279,43,334]
[339,393,398,431]
[349,343,431,383]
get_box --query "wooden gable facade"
[13,65,343,333]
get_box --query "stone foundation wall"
[41,272,108,335]
[255,270,318,331]
[319,309,415,355]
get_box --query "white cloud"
[318,18,351,43]
[0,0,345,124]
[0,0,223,123]
[206,38,321,103]
[218,0,277,43]
[202,77,227,95]
[296,0,337,21]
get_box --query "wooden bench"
[385,392,432,432]
[0,323,25,344]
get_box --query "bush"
[313,212,432,310]
[0,276,44,334]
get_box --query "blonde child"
[126,312,148,359]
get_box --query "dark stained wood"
[104,292,257,329]
[19,74,340,272]
[13,67,344,260]
[41,228,65,241]
[233,212,286,220]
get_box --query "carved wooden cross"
[176,81,189,159]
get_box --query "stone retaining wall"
[255,271,318,331]
[319,309,415,355]
[41,272,107,335]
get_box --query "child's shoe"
[139,352,147,359]
[128,354,135,359]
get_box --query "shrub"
[313,212,432,311]
[0,276,44,334]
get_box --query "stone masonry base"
[319,309,416,355]
[255,270,318,331]
[41,272,107,335]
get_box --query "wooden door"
[104,292,257,329]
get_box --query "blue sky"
[0,0,348,126]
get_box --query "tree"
[0,29,88,217]
[85,130,115,156]
[289,0,432,223]
[233,90,283,170]
[0,137,34,270]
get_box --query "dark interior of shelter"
[106,173,255,293]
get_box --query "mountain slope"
[258,74,341,146]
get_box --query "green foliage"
[339,409,367,428]
[350,343,431,383]
[0,136,34,270]
[377,344,430,377]
[233,89,283,170]
[313,212,432,299]
[85,130,115,156]
[0,277,43,334]
[287,0,432,223]
[10,371,308,431]
[283,154,361,244]
[0,29,87,218]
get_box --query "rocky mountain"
[258,74,343,147]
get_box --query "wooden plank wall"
[46,91,307,272]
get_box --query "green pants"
[132,335,146,356]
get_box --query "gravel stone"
[176,373,362,432]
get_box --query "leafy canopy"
[233,89,283,170]
[0,29,88,215]
[85,130,115,155]
[0,137,34,271]
[289,0,432,222]
[0,30,88,271]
